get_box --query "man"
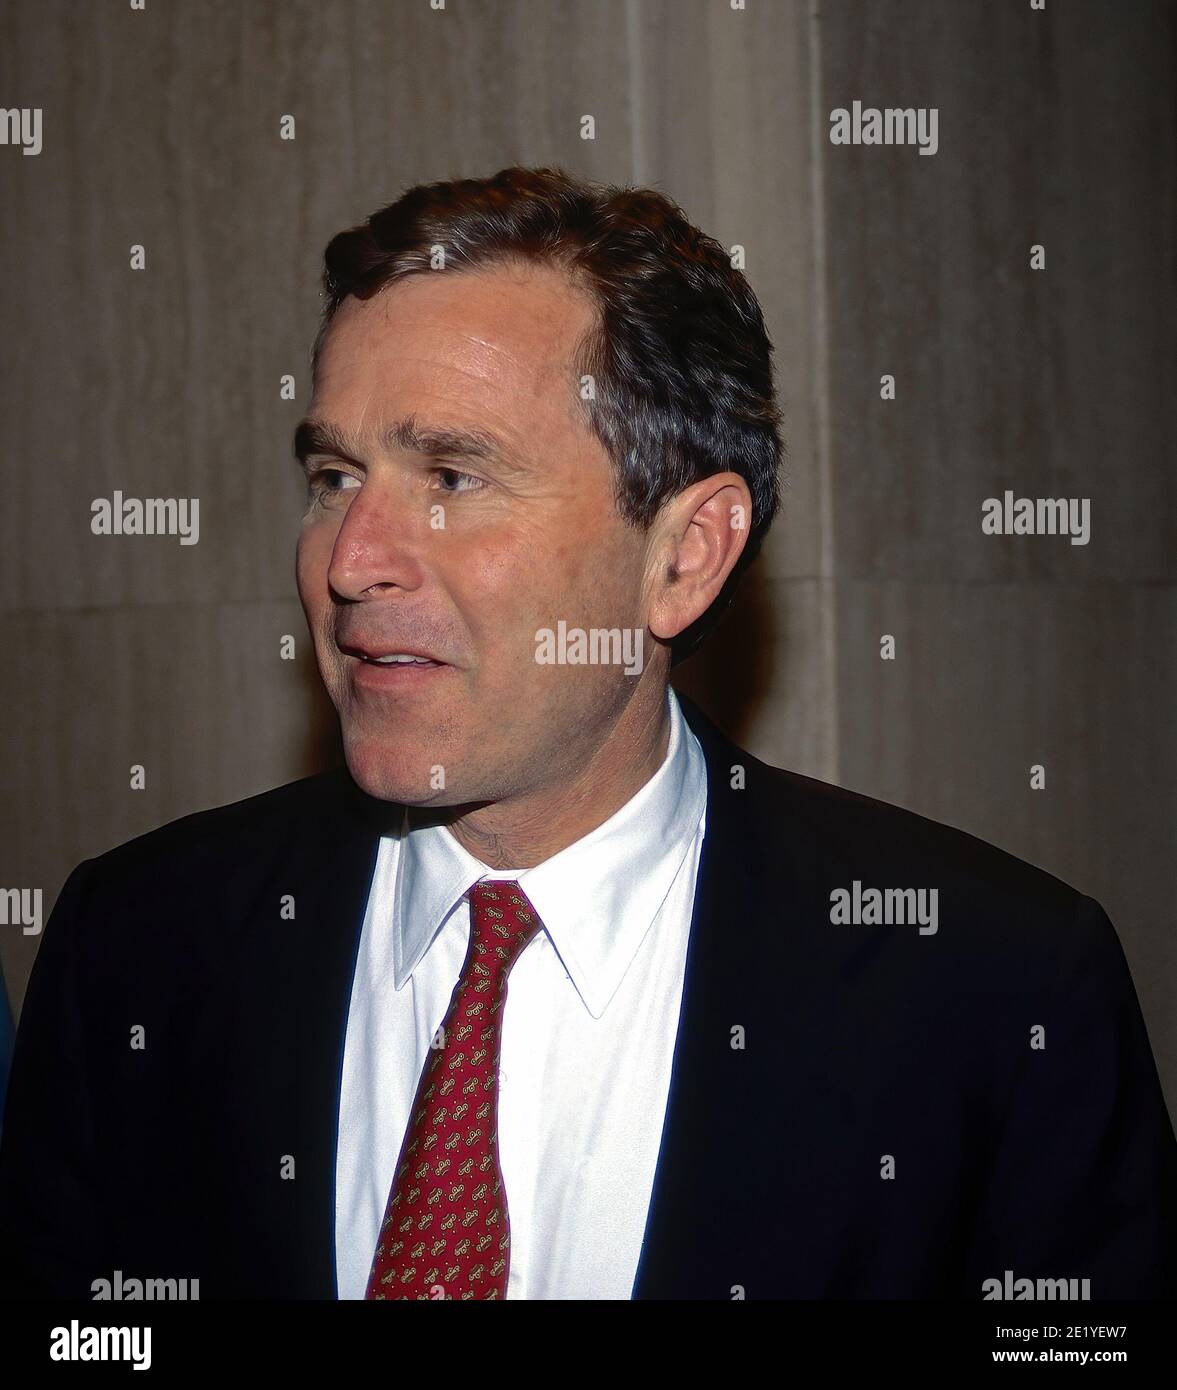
[2,167,1175,1300]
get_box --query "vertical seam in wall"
[625,0,649,184]
[806,0,838,781]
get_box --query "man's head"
[295,166,782,808]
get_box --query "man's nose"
[326,482,425,601]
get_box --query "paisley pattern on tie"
[365,880,542,1301]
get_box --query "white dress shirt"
[334,684,709,1299]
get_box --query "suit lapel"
[286,770,387,1297]
[629,692,754,1296]
[632,693,875,1298]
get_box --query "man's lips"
[336,640,448,667]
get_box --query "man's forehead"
[310,267,598,446]
[324,261,596,364]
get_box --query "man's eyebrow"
[292,415,520,471]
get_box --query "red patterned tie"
[365,879,542,1301]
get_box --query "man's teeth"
[369,653,434,664]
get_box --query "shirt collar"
[392,685,707,1018]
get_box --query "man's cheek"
[456,568,533,649]
[550,534,627,628]
[296,534,328,604]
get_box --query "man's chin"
[342,735,456,806]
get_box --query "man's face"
[296,260,660,808]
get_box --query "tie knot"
[466,879,542,979]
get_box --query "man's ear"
[645,473,752,647]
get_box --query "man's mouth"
[357,653,441,668]
[337,641,446,669]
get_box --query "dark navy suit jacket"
[2,692,1175,1299]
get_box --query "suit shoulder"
[740,753,1081,921]
[77,767,357,894]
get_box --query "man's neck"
[444,684,673,870]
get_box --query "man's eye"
[308,468,360,497]
[431,467,485,494]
